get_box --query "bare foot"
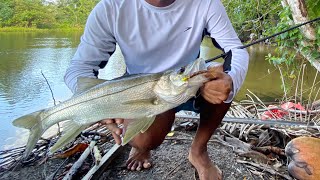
[285,137,320,180]
[126,147,152,171]
[188,149,222,180]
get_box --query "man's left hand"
[201,66,233,104]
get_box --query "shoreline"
[0,27,84,33]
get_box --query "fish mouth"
[181,70,209,82]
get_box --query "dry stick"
[277,65,288,100]
[277,66,291,120]
[164,159,186,179]
[45,158,69,180]
[294,63,303,121]
[236,159,292,180]
[40,71,61,134]
[311,87,320,127]
[82,144,122,180]
[40,71,63,179]
[246,90,278,119]
[244,93,261,119]
[307,70,319,122]
[63,141,97,180]
[300,65,307,121]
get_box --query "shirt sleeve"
[64,0,117,93]
[205,0,249,103]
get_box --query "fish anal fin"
[50,121,88,153]
[76,77,107,94]
[122,116,156,145]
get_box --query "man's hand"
[201,65,233,104]
[100,119,124,145]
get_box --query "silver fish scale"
[41,74,172,129]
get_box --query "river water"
[0,32,318,150]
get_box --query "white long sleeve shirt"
[64,0,249,102]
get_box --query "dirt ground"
[101,139,253,180]
[0,131,259,180]
[0,132,253,180]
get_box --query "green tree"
[0,0,14,27]
[10,0,56,28]
[222,0,282,41]
[55,0,99,28]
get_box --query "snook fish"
[12,58,209,158]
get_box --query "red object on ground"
[261,102,305,120]
[281,102,305,111]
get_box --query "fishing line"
[204,17,320,64]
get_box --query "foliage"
[306,0,320,19]
[265,5,320,94]
[0,0,14,27]
[0,0,99,29]
[54,0,100,28]
[221,0,319,93]
[222,0,282,41]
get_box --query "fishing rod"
[205,17,320,64]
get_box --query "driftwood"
[82,144,123,180]
[93,146,102,165]
[62,141,97,180]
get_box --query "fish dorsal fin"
[76,77,107,94]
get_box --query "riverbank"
[0,27,84,33]
[0,135,253,180]
[1,99,319,179]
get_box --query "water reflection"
[0,32,78,150]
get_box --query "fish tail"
[12,110,45,158]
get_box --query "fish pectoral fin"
[122,116,156,145]
[50,121,88,153]
[76,77,107,94]
[140,116,156,133]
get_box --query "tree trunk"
[281,0,320,72]
[284,0,316,40]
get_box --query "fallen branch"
[62,141,96,180]
[82,144,123,180]
[236,159,292,179]
[93,146,102,165]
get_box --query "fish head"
[154,58,209,105]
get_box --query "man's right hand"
[100,119,124,145]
